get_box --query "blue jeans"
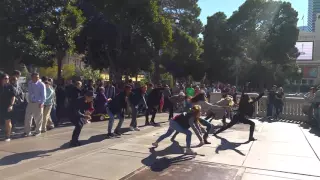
[199,118,211,133]
[156,120,192,148]
[50,106,58,125]
[107,108,124,134]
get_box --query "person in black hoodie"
[213,84,264,141]
[145,87,165,126]
[107,85,132,138]
[129,85,148,131]
[69,91,94,147]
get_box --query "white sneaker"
[134,127,140,131]
[4,138,11,142]
[129,127,135,131]
[185,148,197,155]
[152,142,158,148]
[24,132,32,137]
[34,132,41,137]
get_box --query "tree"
[202,12,236,82]
[202,0,299,87]
[162,29,204,80]
[78,0,172,83]
[228,0,299,88]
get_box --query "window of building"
[302,79,307,85]
[309,79,314,85]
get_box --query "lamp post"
[297,67,302,93]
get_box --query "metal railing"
[209,93,307,121]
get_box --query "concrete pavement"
[0,114,320,180]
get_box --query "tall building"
[298,26,309,32]
[308,0,320,32]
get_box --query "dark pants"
[130,105,138,128]
[274,102,283,117]
[70,116,84,143]
[145,106,157,124]
[172,118,212,140]
[215,113,255,139]
[206,110,227,125]
[163,97,174,119]
[267,102,274,117]
[51,106,58,126]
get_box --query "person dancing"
[213,85,264,141]
[152,105,203,155]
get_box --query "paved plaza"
[0,114,320,180]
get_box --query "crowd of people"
[0,70,264,155]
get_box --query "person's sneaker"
[106,133,115,138]
[185,148,197,155]
[249,137,257,141]
[4,138,11,142]
[47,125,55,130]
[24,132,32,137]
[199,141,205,147]
[134,127,140,131]
[129,126,135,131]
[114,131,122,136]
[152,142,158,148]
[41,130,47,133]
[33,132,41,137]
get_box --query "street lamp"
[297,67,302,93]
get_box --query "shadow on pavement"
[141,141,194,172]
[215,135,249,156]
[0,142,70,166]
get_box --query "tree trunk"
[154,54,161,84]
[57,51,66,80]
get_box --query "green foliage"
[202,0,299,87]
[80,67,101,81]
[62,64,76,79]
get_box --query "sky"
[198,0,308,27]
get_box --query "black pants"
[145,106,157,124]
[71,116,84,143]
[215,113,255,139]
[163,97,174,119]
[206,110,227,125]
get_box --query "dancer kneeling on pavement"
[70,91,94,147]
[106,85,132,138]
[152,105,203,155]
[213,85,264,141]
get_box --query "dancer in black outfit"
[145,87,165,126]
[213,85,264,141]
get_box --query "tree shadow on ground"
[141,140,195,172]
[214,135,249,156]
[0,142,70,166]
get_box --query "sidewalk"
[0,114,319,180]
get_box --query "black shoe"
[145,121,150,126]
[249,137,256,141]
[69,141,80,147]
[106,133,115,138]
[114,131,122,136]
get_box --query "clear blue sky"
[198,0,308,27]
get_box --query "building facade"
[297,13,320,85]
[308,0,320,32]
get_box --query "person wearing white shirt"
[24,73,46,136]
